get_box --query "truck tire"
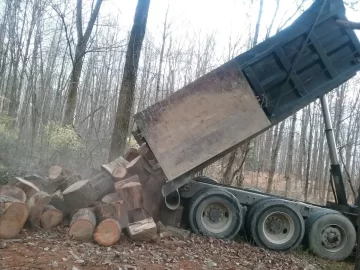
[305,212,356,261]
[245,198,278,238]
[188,188,244,240]
[249,199,305,251]
[193,176,218,185]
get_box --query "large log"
[69,208,96,241]
[138,143,156,162]
[112,164,131,182]
[0,195,29,239]
[128,208,147,223]
[101,193,121,204]
[59,175,81,192]
[94,201,128,228]
[48,165,64,181]
[14,177,40,198]
[94,219,122,246]
[88,171,115,200]
[101,157,129,175]
[141,175,167,222]
[125,156,149,183]
[49,190,68,217]
[116,182,143,211]
[40,205,63,229]
[126,217,157,241]
[114,175,140,191]
[0,185,26,202]
[27,191,51,228]
[124,147,139,162]
[63,180,97,210]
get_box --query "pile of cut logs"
[0,143,186,246]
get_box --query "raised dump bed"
[134,0,360,182]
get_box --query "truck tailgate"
[134,0,360,182]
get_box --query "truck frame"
[133,0,360,261]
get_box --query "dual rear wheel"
[188,184,356,260]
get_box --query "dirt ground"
[0,226,354,270]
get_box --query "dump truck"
[132,0,360,261]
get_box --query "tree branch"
[52,6,74,63]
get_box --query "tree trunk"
[108,0,151,160]
[266,121,285,193]
[63,0,104,125]
[304,107,314,201]
[285,114,296,197]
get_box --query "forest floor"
[0,225,354,270]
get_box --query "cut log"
[128,208,147,223]
[126,217,157,241]
[27,191,51,228]
[43,178,65,194]
[138,143,156,162]
[59,175,81,191]
[48,165,63,180]
[112,164,130,182]
[141,175,167,222]
[14,177,40,198]
[0,195,29,239]
[116,182,143,211]
[89,171,115,200]
[49,190,68,217]
[125,156,149,183]
[69,208,96,241]
[0,185,26,203]
[94,201,128,228]
[63,180,97,210]
[124,147,139,162]
[101,193,121,204]
[114,175,140,191]
[160,205,184,228]
[40,205,63,229]
[101,157,129,175]
[94,219,122,246]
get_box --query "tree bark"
[266,121,285,193]
[108,0,151,160]
[285,114,296,197]
[69,208,96,241]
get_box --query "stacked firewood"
[0,143,185,246]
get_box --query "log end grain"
[69,208,96,241]
[94,219,121,246]
[0,201,29,239]
[0,185,26,203]
[40,205,63,229]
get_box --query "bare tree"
[285,113,296,197]
[108,0,151,161]
[62,0,104,126]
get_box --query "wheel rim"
[262,211,295,245]
[199,201,233,234]
[320,224,347,253]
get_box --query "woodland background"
[0,0,359,205]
